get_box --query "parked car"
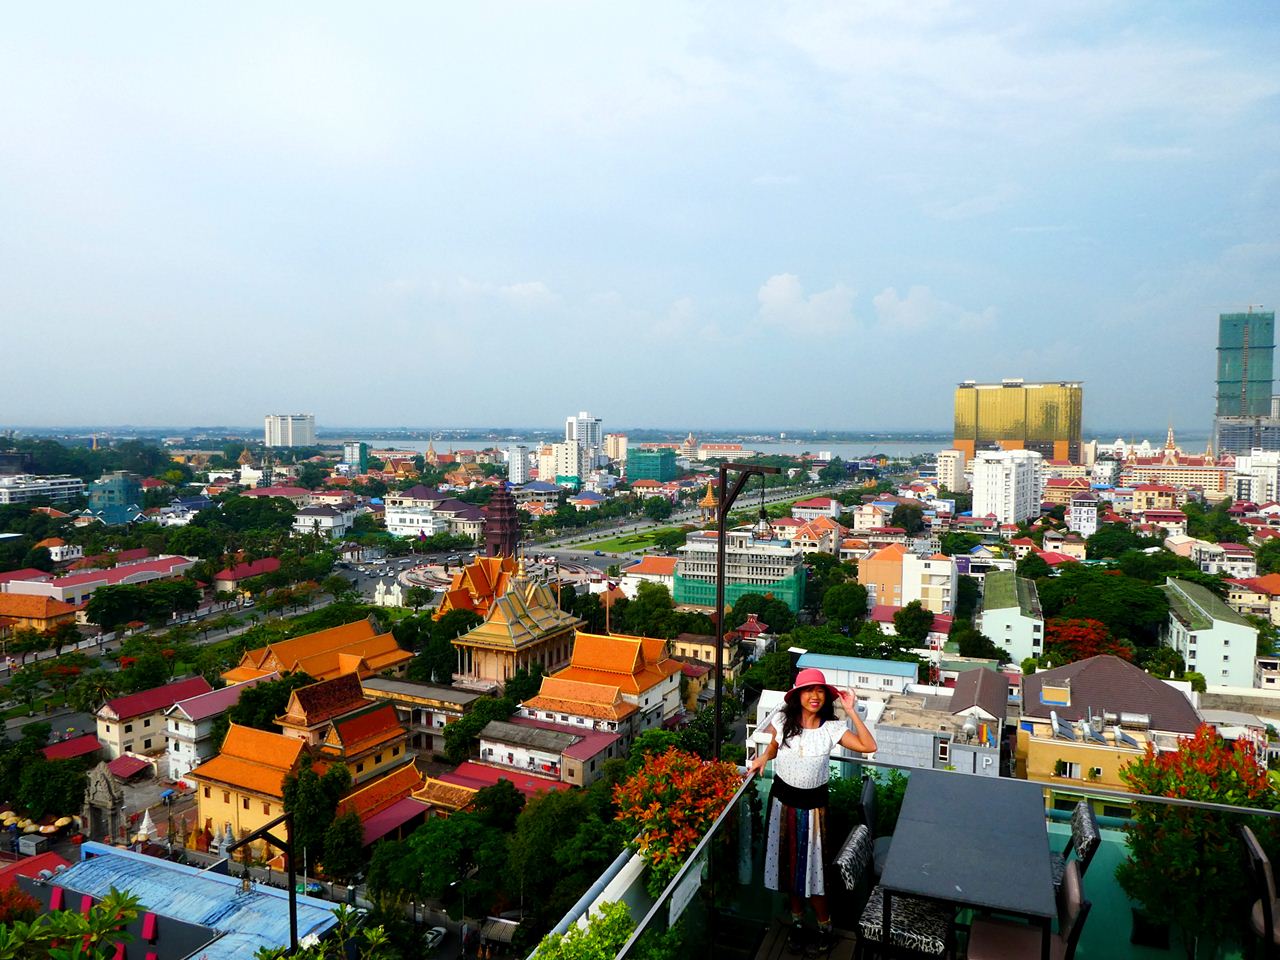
[423,926,447,952]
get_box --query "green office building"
[628,449,678,482]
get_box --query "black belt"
[770,776,829,810]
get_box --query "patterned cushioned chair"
[857,886,953,958]
[1048,801,1100,893]
[835,823,955,958]
[967,860,1091,960]
[1241,824,1280,959]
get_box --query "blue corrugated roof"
[796,652,919,678]
[56,843,337,959]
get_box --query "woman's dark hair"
[780,685,836,746]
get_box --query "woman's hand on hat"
[836,688,856,713]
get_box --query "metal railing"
[541,751,1280,959]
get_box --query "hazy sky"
[4,2,1279,432]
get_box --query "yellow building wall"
[194,781,282,857]
[857,555,903,608]
[1016,728,1143,793]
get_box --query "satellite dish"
[962,717,979,739]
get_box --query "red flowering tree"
[1045,617,1132,664]
[1117,724,1280,957]
[614,747,741,895]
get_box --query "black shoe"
[807,927,836,956]
[786,921,806,953]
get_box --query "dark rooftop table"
[878,768,1055,959]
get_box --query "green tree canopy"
[822,581,868,632]
[283,756,352,869]
[1016,551,1051,581]
[892,601,934,644]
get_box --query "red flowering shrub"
[1117,724,1280,953]
[614,747,741,895]
[0,885,40,923]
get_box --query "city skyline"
[4,4,1279,429]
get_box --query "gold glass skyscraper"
[954,379,1083,462]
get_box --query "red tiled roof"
[0,568,50,585]
[214,557,281,581]
[0,852,70,889]
[239,486,310,499]
[100,676,213,722]
[41,734,103,760]
[53,556,192,589]
[328,703,403,753]
[359,796,429,845]
[283,674,371,727]
[107,755,150,779]
[336,763,423,821]
[438,761,571,798]
[624,556,678,577]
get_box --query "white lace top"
[768,715,847,790]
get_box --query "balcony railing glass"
[545,754,1280,960]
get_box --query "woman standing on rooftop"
[746,668,876,955]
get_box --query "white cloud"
[872,285,995,332]
[757,274,855,334]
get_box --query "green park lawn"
[580,525,692,553]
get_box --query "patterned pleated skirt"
[764,797,828,898]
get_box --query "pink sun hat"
[784,667,842,705]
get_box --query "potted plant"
[614,747,742,896]
[1116,724,1280,958]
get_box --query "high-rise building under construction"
[1214,309,1280,454]
[953,379,1083,463]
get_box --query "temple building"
[699,481,719,522]
[222,616,413,683]
[518,631,682,743]
[189,724,306,858]
[315,703,413,786]
[434,554,518,621]
[452,565,583,689]
[275,674,373,745]
[334,763,428,846]
[484,483,520,557]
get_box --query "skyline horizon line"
[2,421,1216,439]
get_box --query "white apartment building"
[675,528,806,612]
[979,570,1045,664]
[165,677,274,780]
[385,506,448,538]
[936,449,968,494]
[1163,577,1257,688]
[1234,449,1280,504]
[548,440,589,484]
[263,414,317,448]
[1091,458,1120,486]
[1067,491,1099,538]
[0,474,86,504]
[1191,541,1257,579]
[565,411,604,465]
[507,445,529,485]
[292,503,355,539]
[902,552,957,614]
[972,449,1045,524]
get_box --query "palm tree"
[71,670,121,713]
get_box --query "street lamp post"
[713,462,779,761]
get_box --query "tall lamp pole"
[713,462,780,761]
